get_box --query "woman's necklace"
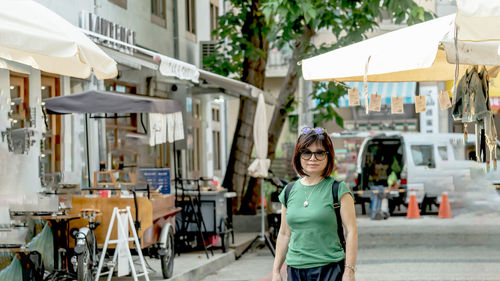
[303,184,317,207]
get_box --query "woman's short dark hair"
[292,129,335,177]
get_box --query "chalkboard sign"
[139,168,171,194]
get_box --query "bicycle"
[70,209,101,281]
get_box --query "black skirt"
[287,260,345,281]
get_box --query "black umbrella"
[44,90,182,186]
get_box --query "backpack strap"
[332,180,346,251]
[283,181,295,207]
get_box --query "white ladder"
[94,207,150,281]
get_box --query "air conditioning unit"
[199,41,218,71]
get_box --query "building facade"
[0,0,252,202]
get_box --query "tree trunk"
[267,26,315,162]
[222,0,268,213]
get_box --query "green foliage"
[206,0,434,124]
[312,82,348,127]
[204,0,271,78]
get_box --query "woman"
[272,127,358,281]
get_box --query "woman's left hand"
[342,269,355,281]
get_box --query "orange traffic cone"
[406,189,420,219]
[438,192,452,218]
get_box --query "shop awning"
[44,90,181,114]
[81,30,275,104]
[335,82,417,107]
[0,0,117,79]
[302,9,500,82]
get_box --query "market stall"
[301,0,500,215]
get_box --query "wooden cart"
[68,190,180,279]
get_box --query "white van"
[354,132,499,214]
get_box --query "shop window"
[193,102,200,119]
[212,107,220,122]
[212,130,221,171]
[106,113,138,169]
[210,1,219,40]
[41,75,61,173]
[104,80,139,170]
[212,104,222,175]
[151,0,166,27]
[9,74,29,129]
[188,99,202,178]
[109,0,127,9]
[411,145,435,168]
[186,0,196,35]
[105,80,137,94]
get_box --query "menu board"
[139,168,171,194]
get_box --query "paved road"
[202,207,500,281]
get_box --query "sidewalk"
[110,232,259,281]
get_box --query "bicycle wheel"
[160,228,175,279]
[220,218,230,253]
[77,232,95,281]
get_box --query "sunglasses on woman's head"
[301,127,326,135]
[300,150,329,160]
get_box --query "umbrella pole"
[236,178,276,259]
[85,113,92,187]
[260,179,265,240]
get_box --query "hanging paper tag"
[348,87,360,106]
[391,97,404,114]
[368,93,381,112]
[438,90,452,110]
[415,95,426,113]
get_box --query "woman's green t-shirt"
[278,176,352,269]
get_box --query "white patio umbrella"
[0,0,117,79]
[247,92,271,251]
[248,93,270,178]
[302,0,500,83]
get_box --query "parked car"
[353,132,499,214]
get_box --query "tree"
[262,0,434,156]
[204,0,271,212]
[207,0,433,212]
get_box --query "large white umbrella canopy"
[302,0,500,83]
[0,0,117,79]
[454,0,500,42]
[248,93,270,178]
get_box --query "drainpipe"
[173,0,179,59]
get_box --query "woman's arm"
[272,204,291,281]
[340,193,358,281]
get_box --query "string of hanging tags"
[463,124,468,142]
[486,137,497,172]
[495,143,498,171]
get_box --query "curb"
[168,250,236,281]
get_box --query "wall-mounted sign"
[79,11,136,55]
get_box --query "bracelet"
[344,264,356,273]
